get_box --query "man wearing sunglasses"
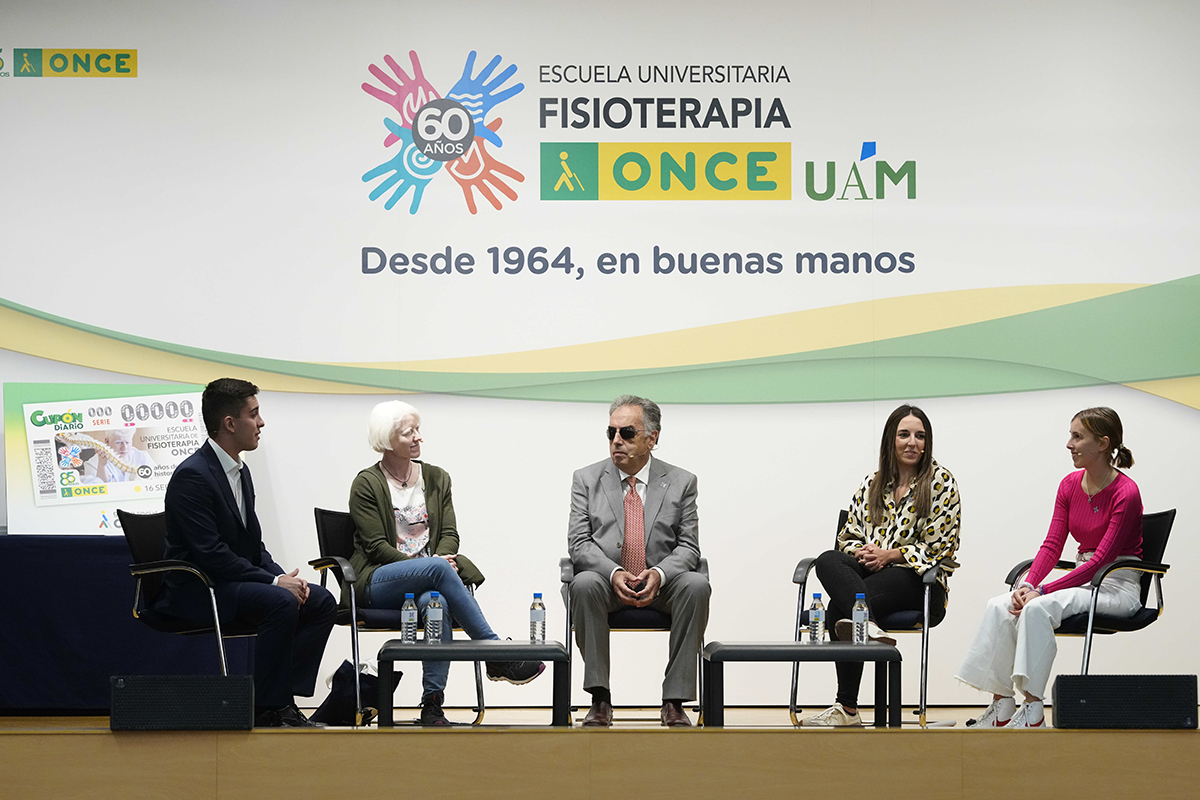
[567,395,709,727]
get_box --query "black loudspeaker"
[110,675,254,731]
[1052,674,1197,729]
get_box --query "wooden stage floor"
[3,706,1198,800]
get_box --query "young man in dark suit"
[160,378,336,727]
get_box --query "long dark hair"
[868,404,935,523]
[1074,406,1134,468]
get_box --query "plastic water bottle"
[808,593,825,644]
[401,593,418,643]
[852,593,869,644]
[425,591,443,645]
[530,592,546,643]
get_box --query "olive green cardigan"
[344,461,484,610]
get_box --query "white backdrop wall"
[2,1,1198,710]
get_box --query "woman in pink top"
[956,407,1143,728]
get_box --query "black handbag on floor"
[310,660,401,726]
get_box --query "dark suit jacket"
[162,441,283,607]
[568,456,700,582]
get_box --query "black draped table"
[0,535,251,714]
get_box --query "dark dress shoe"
[254,708,286,728]
[581,699,613,727]
[660,701,693,728]
[256,704,325,728]
[280,703,325,728]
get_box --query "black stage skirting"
[0,534,251,714]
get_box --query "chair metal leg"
[466,584,486,725]
[1081,584,1101,674]
[132,578,145,621]
[910,584,960,728]
[789,662,802,727]
[207,586,229,677]
[470,660,486,725]
[789,586,806,726]
[564,588,574,723]
[919,585,931,728]
[349,585,363,727]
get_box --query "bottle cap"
[813,593,822,600]
[855,592,865,599]
[534,592,542,598]
[405,593,414,599]
[431,591,440,598]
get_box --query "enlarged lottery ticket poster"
[5,384,205,534]
[24,392,203,507]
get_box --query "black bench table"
[376,639,571,727]
[702,641,902,728]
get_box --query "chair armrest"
[129,560,215,588]
[1088,560,1170,588]
[697,557,710,579]
[921,563,943,585]
[1004,560,1033,587]
[793,557,817,585]
[793,557,818,602]
[309,556,357,585]
[1004,559,1074,588]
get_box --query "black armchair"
[1004,508,1175,673]
[792,509,950,727]
[309,507,486,726]
[116,509,256,676]
[559,557,709,722]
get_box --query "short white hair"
[368,400,420,453]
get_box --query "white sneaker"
[965,697,1015,728]
[1004,703,1046,728]
[833,619,897,647]
[800,703,863,727]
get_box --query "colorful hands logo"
[59,445,83,469]
[361,50,525,215]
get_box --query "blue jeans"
[364,556,498,696]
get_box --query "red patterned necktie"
[622,476,647,576]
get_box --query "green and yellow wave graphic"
[2,274,1198,408]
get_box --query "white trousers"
[955,558,1142,700]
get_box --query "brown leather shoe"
[581,699,613,727]
[660,701,693,728]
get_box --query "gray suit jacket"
[568,456,700,583]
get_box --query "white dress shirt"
[208,439,281,586]
[207,439,246,526]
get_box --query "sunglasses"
[606,426,644,441]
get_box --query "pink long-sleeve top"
[1026,470,1143,594]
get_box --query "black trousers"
[162,580,337,708]
[814,550,943,708]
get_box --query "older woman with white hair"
[347,400,543,725]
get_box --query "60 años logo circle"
[411,98,476,161]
